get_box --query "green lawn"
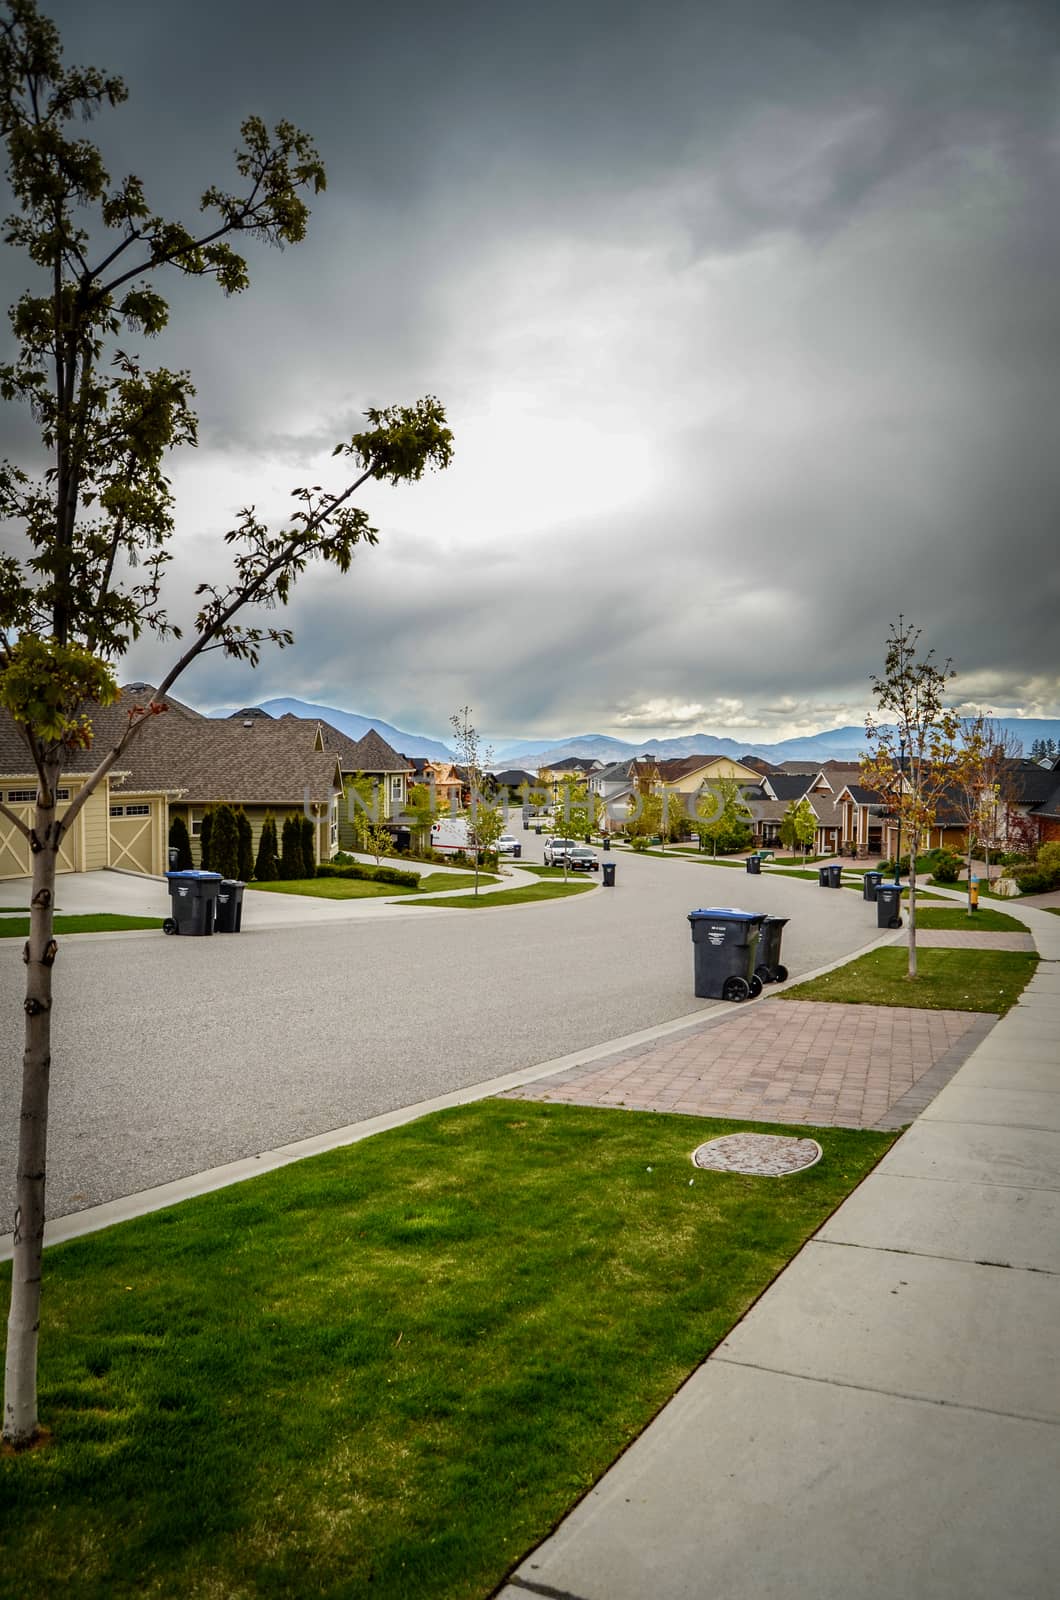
[914,906,1028,932]
[0,913,163,938]
[0,1100,894,1600]
[249,873,498,901]
[404,880,594,909]
[779,947,1038,1014]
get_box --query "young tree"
[557,777,601,842]
[779,796,817,861]
[364,819,392,866]
[167,814,193,871]
[449,705,495,894]
[253,812,279,882]
[404,781,437,854]
[695,777,752,855]
[0,1,452,1446]
[627,789,663,846]
[861,617,959,978]
[236,810,254,882]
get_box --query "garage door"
[109,804,156,874]
[0,794,78,880]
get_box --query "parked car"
[567,847,599,872]
[544,837,579,866]
[496,834,519,855]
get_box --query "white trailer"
[430,818,474,856]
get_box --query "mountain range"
[206,698,1060,769]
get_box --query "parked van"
[430,818,473,856]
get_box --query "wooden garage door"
[0,795,78,879]
[109,804,156,874]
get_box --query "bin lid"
[688,907,764,922]
[165,870,222,881]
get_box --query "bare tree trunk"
[907,843,918,978]
[3,780,60,1447]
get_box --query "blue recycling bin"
[163,870,222,935]
[687,908,766,1002]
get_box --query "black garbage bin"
[513,843,522,860]
[746,854,761,874]
[876,882,903,928]
[602,861,616,887]
[687,908,765,1001]
[535,825,542,836]
[163,870,221,935]
[827,863,843,888]
[603,836,611,852]
[862,870,883,902]
[168,846,180,870]
[754,915,789,983]
[215,878,246,933]
[818,865,830,887]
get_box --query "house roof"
[116,707,343,807]
[763,774,815,801]
[0,683,203,779]
[316,724,410,776]
[493,768,537,787]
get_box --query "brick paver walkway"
[500,1000,996,1130]
[914,930,1035,950]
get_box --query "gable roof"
[117,707,343,806]
[763,773,815,801]
[0,683,203,779]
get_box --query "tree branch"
[0,800,32,840]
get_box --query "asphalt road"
[0,849,879,1216]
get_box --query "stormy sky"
[6,0,1060,742]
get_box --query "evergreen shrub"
[167,815,193,871]
[255,814,279,881]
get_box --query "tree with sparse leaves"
[449,706,496,893]
[861,617,959,978]
[779,796,816,861]
[0,0,452,1448]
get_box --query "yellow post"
[969,874,979,913]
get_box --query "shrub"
[198,808,214,871]
[237,810,255,882]
[929,849,962,885]
[167,815,193,871]
[629,836,650,853]
[254,813,279,881]
[1010,866,1051,894]
[210,803,240,880]
[315,863,420,889]
[300,814,316,877]
[279,814,303,880]
[1037,841,1060,881]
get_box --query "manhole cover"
[691,1133,822,1177]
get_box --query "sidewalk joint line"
[708,1358,1060,1425]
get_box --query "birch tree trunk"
[3,770,61,1447]
[907,842,918,979]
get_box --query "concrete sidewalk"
[498,905,1060,1600]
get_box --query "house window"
[109,805,124,817]
[391,777,403,798]
[191,815,203,837]
[124,804,150,817]
[6,789,36,803]
[56,789,70,801]
[330,805,338,848]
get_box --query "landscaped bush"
[279,814,303,880]
[300,815,316,877]
[928,849,963,885]
[167,815,193,871]
[237,810,255,882]
[629,836,650,852]
[198,808,214,871]
[1010,842,1060,895]
[316,862,420,889]
[255,814,279,881]
[210,803,241,880]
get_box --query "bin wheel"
[773,963,788,982]
[754,963,773,985]
[162,918,177,936]
[888,917,903,929]
[748,972,764,998]
[722,975,751,1003]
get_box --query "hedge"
[315,862,420,889]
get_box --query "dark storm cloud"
[5,0,1060,738]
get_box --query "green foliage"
[254,812,279,882]
[928,848,962,885]
[779,796,816,858]
[695,778,752,853]
[629,834,650,852]
[236,810,254,881]
[0,635,117,750]
[209,803,240,880]
[555,778,601,841]
[279,814,303,880]
[167,814,193,871]
[198,808,214,871]
[1010,842,1060,894]
[300,814,316,876]
[315,862,420,889]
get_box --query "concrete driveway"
[1,851,881,1217]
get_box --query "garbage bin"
[827,863,843,887]
[163,870,221,936]
[754,915,789,983]
[687,908,765,1001]
[535,825,542,835]
[746,854,761,874]
[602,861,616,887]
[818,865,831,887]
[215,878,245,933]
[603,836,611,852]
[862,870,883,902]
[513,843,522,860]
[876,882,903,929]
[168,846,180,870]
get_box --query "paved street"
[0,850,879,1216]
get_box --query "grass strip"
[913,907,1028,932]
[0,913,163,938]
[249,873,499,901]
[0,1100,894,1600]
[404,881,593,909]
[779,946,1037,1014]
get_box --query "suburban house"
[537,756,603,787]
[742,768,863,856]
[587,757,659,829]
[403,755,464,815]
